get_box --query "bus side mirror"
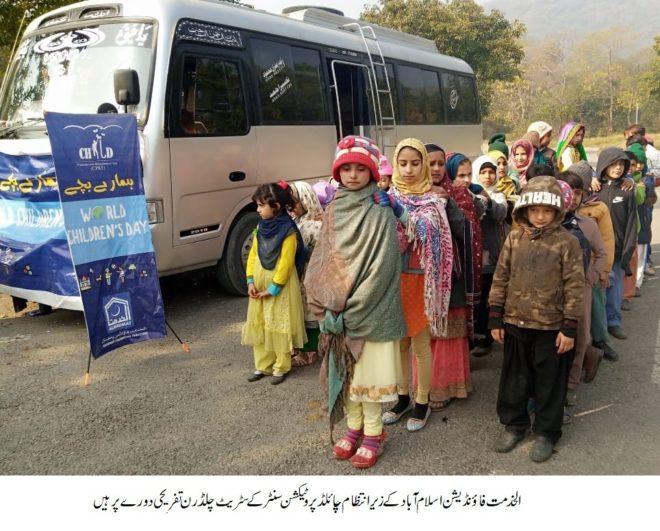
[113,69,141,107]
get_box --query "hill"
[484,0,659,54]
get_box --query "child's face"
[478,165,497,188]
[291,198,306,218]
[339,163,371,190]
[540,131,552,148]
[631,160,644,174]
[378,174,392,191]
[527,205,556,228]
[513,146,528,166]
[496,156,508,179]
[570,128,585,146]
[428,150,446,185]
[569,187,583,212]
[397,147,424,184]
[605,160,625,180]
[452,160,472,188]
[256,199,278,220]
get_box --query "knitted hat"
[627,142,647,166]
[332,135,381,182]
[567,160,595,191]
[527,121,553,140]
[557,179,573,209]
[378,154,393,177]
[488,133,509,158]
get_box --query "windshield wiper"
[0,117,46,139]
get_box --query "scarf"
[391,137,431,195]
[556,121,587,171]
[488,149,519,198]
[256,212,306,279]
[304,181,405,439]
[509,139,534,188]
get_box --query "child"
[471,156,508,357]
[527,121,557,170]
[289,180,323,368]
[304,135,406,468]
[556,121,587,172]
[488,133,509,159]
[378,154,393,191]
[382,139,453,431]
[488,149,519,199]
[242,182,308,384]
[489,175,584,463]
[596,148,637,342]
[558,172,607,409]
[572,161,619,362]
[509,138,535,188]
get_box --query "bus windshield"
[0,22,156,136]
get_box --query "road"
[1,207,660,476]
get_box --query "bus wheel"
[216,211,259,296]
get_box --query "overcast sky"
[248,1,491,20]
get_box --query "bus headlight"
[146,199,164,224]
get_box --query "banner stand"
[84,349,92,386]
[166,319,191,353]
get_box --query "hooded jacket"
[595,147,637,275]
[488,176,584,337]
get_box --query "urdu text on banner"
[45,112,166,358]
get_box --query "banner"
[0,152,82,310]
[45,112,166,358]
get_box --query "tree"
[642,36,660,102]
[361,0,526,115]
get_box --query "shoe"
[530,436,554,462]
[634,287,642,298]
[332,430,363,460]
[247,371,268,382]
[565,391,577,407]
[406,403,431,432]
[608,326,627,340]
[562,406,573,425]
[350,432,387,469]
[270,373,288,385]
[621,299,632,311]
[471,344,492,357]
[382,396,413,425]
[644,265,655,276]
[495,429,526,453]
[602,342,619,362]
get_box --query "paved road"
[1,207,660,476]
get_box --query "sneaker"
[608,326,627,340]
[565,391,577,407]
[382,395,413,425]
[495,429,526,453]
[530,436,554,462]
[644,265,655,276]
[406,403,431,432]
[621,299,632,311]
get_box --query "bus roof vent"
[282,7,438,52]
[40,14,70,29]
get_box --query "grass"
[583,133,660,150]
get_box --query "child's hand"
[491,328,505,344]
[621,178,635,192]
[590,177,601,192]
[430,185,449,199]
[255,290,272,299]
[373,191,404,218]
[248,284,258,298]
[599,272,610,288]
[556,332,575,354]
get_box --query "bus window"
[251,38,327,123]
[177,55,248,136]
[441,72,479,124]
[398,65,442,124]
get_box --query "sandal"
[429,398,452,411]
[291,351,316,368]
[332,430,363,460]
[350,432,387,468]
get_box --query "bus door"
[167,44,256,254]
[328,60,376,141]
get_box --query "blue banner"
[45,112,166,358]
[0,152,82,310]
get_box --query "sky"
[248,1,490,20]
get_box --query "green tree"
[642,36,660,102]
[361,0,526,115]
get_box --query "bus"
[0,0,482,296]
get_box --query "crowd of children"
[240,121,657,468]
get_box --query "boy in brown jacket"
[489,175,585,463]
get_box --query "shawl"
[556,121,587,172]
[488,149,519,198]
[290,180,323,252]
[304,181,405,436]
[256,212,306,278]
[509,138,534,188]
[391,137,431,194]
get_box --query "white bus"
[0,0,482,296]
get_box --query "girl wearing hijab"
[556,121,587,172]
[509,138,535,189]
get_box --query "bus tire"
[216,211,259,296]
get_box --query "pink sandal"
[332,430,363,460]
[350,432,387,468]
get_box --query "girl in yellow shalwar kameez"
[241,181,307,385]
